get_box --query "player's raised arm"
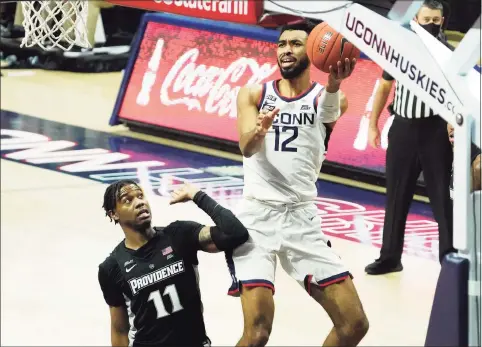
[98,264,129,346]
[237,85,279,158]
[319,58,356,127]
[168,183,249,253]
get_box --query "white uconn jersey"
[243,80,331,204]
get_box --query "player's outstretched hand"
[328,58,357,84]
[255,108,280,137]
[169,183,201,205]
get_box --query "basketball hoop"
[20,1,91,51]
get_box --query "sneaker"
[365,258,403,275]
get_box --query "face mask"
[420,23,441,37]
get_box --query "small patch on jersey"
[301,104,311,110]
[266,94,277,102]
[167,254,174,260]
[126,264,137,273]
[149,264,155,269]
[162,246,173,256]
[124,259,134,267]
[261,102,276,112]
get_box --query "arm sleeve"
[192,191,249,251]
[164,220,204,258]
[317,89,341,124]
[323,125,334,152]
[381,70,394,81]
[98,263,126,307]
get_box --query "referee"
[365,0,454,274]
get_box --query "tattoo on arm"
[198,226,219,253]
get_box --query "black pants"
[380,116,454,264]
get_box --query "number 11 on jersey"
[274,125,298,152]
[148,284,184,318]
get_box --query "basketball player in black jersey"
[98,180,249,347]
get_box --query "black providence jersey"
[98,221,211,347]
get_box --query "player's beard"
[278,55,310,80]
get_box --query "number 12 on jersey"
[273,125,298,152]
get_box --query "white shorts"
[226,198,352,297]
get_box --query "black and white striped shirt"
[383,36,454,119]
[384,71,436,119]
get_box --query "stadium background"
[1,0,480,197]
[1,1,480,346]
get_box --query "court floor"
[1,69,441,346]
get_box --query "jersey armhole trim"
[256,83,267,111]
[313,85,323,115]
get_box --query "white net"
[20,1,91,51]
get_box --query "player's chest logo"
[123,259,137,273]
[272,107,316,127]
[126,263,137,273]
[127,259,186,296]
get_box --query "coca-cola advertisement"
[105,0,262,25]
[115,20,396,174]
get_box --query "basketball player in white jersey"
[227,21,369,346]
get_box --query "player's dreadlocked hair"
[102,180,139,224]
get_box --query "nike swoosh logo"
[126,264,137,272]
[340,37,349,57]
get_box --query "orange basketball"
[306,22,360,73]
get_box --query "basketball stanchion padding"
[424,254,469,347]
[20,1,91,51]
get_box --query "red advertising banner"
[105,0,263,25]
[117,20,396,174]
